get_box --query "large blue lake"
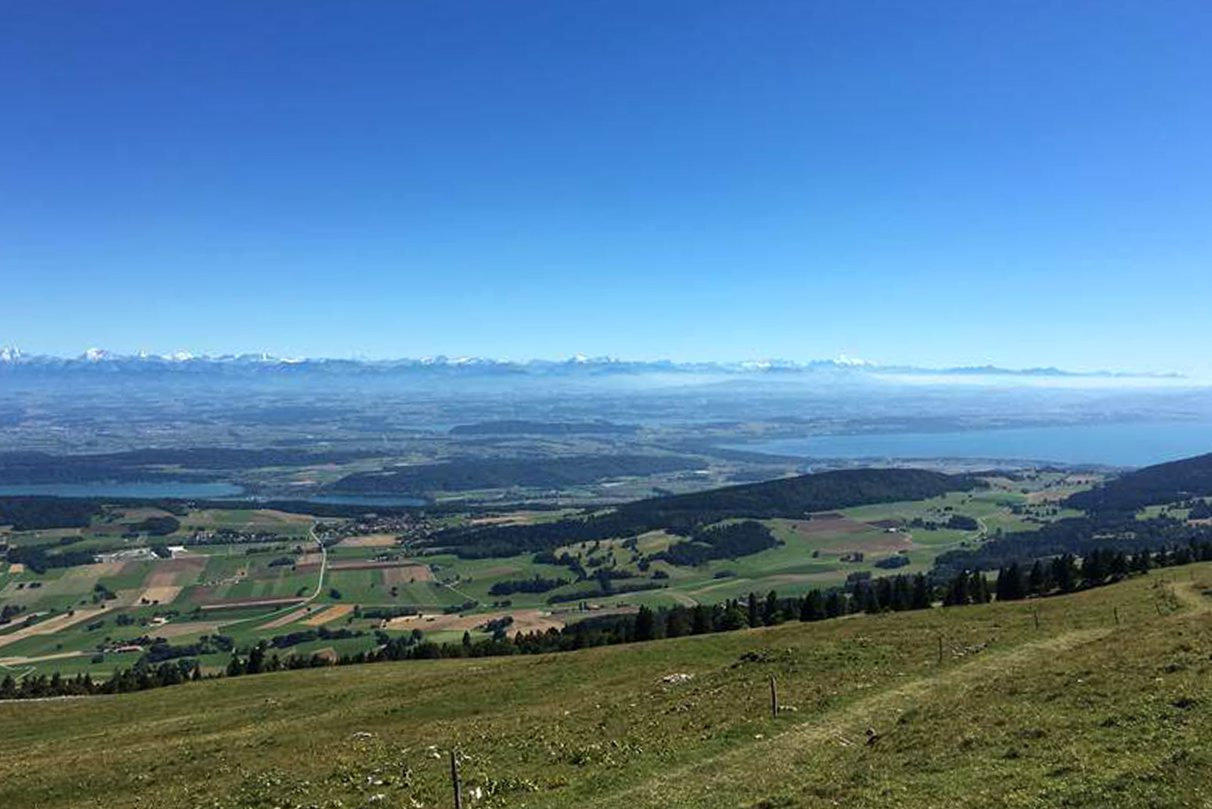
[732,421,1212,468]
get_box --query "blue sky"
[3,2,1211,373]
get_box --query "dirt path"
[598,581,1212,808]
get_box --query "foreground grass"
[3,566,1210,809]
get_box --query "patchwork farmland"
[0,469,1083,678]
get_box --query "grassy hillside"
[3,565,1210,808]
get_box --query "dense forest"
[1066,452,1212,512]
[431,468,981,558]
[0,497,104,530]
[612,467,983,525]
[488,575,570,596]
[931,512,1212,578]
[6,543,100,574]
[329,454,702,494]
[654,520,780,566]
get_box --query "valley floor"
[3,566,1211,808]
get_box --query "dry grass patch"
[302,605,354,626]
[134,557,205,605]
[381,564,432,584]
[786,518,913,553]
[338,534,398,548]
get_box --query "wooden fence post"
[450,749,462,809]
[1033,608,1040,630]
[936,635,943,665]
[1114,606,1120,626]
[769,674,778,719]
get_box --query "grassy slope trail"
[2,568,1210,809]
[596,627,1115,809]
[594,576,1212,809]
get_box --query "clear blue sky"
[3,1,1211,373]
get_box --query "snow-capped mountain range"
[0,346,1181,381]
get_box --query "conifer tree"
[858,581,879,614]
[763,590,781,625]
[634,605,656,641]
[944,570,970,606]
[911,574,931,610]
[825,590,844,618]
[1027,560,1047,595]
[225,653,244,677]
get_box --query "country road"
[224,520,328,630]
[305,521,328,602]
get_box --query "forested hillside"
[432,468,981,558]
[1066,452,1212,512]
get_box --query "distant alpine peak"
[83,347,109,362]
[0,345,21,363]
[567,354,620,365]
[835,353,874,367]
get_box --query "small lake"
[0,481,246,499]
[731,420,1212,468]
